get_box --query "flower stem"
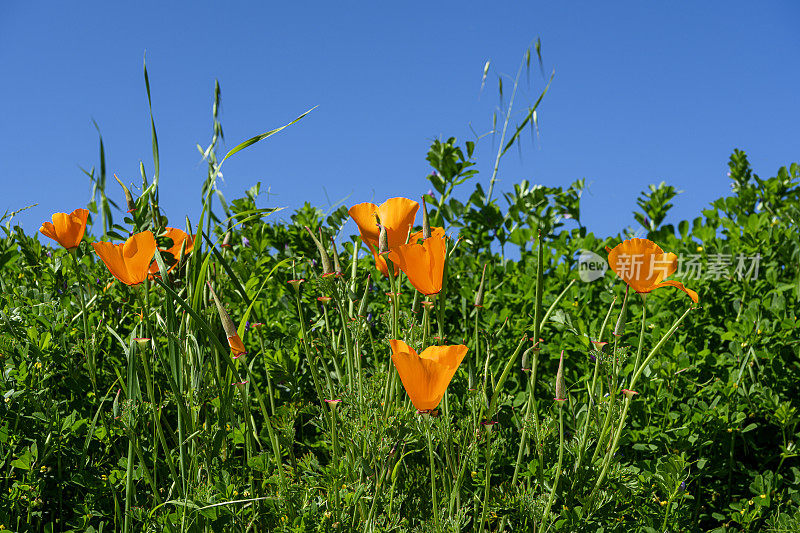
[425,418,440,531]
[541,401,564,531]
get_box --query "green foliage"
[1,61,799,532]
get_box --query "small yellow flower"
[757,329,762,335]
[748,499,753,505]
[696,246,703,252]
[40,466,46,473]
[35,362,43,370]
[232,491,239,497]
[760,494,766,499]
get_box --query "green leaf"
[220,107,317,165]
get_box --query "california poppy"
[349,198,419,276]
[92,231,157,286]
[606,238,698,303]
[207,282,247,357]
[387,234,446,295]
[408,226,446,244]
[389,339,468,411]
[39,208,89,250]
[148,227,195,277]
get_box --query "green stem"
[541,401,565,531]
[425,418,440,531]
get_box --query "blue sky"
[2,1,798,243]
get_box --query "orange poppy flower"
[408,226,446,244]
[39,208,89,250]
[389,339,468,411]
[387,234,446,295]
[349,198,419,276]
[148,227,195,277]
[606,238,698,303]
[207,282,247,357]
[92,231,157,286]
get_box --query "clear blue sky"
[2,1,798,242]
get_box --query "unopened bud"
[521,347,532,372]
[115,174,136,213]
[329,236,343,275]
[422,196,431,239]
[357,275,371,317]
[304,226,333,275]
[554,350,566,401]
[378,224,389,254]
[474,263,488,308]
[614,287,629,337]
[222,223,232,248]
[207,281,247,357]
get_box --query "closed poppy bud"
[222,224,232,248]
[521,347,533,372]
[114,174,136,213]
[39,208,89,251]
[614,287,629,337]
[207,282,247,357]
[330,237,343,275]
[474,263,488,308]
[421,196,431,240]
[304,226,333,275]
[357,275,371,317]
[554,350,566,401]
[378,224,389,255]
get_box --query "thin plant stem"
[541,401,565,531]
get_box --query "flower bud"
[304,226,333,275]
[329,236,343,275]
[378,224,389,254]
[222,223,233,248]
[521,347,532,372]
[114,174,136,213]
[554,350,566,401]
[421,196,431,240]
[614,287,630,337]
[474,263,488,308]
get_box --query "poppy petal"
[647,280,699,303]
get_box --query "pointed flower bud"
[304,226,333,275]
[614,287,629,337]
[378,224,389,255]
[115,174,136,213]
[330,236,343,275]
[207,282,246,357]
[421,196,431,240]
[521,347,533,372]
[221,223,233,248]
[474,263,488,308]
[554,350,566,401]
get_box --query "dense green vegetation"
[1,63,799,532]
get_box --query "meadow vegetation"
[1,56,799,532]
